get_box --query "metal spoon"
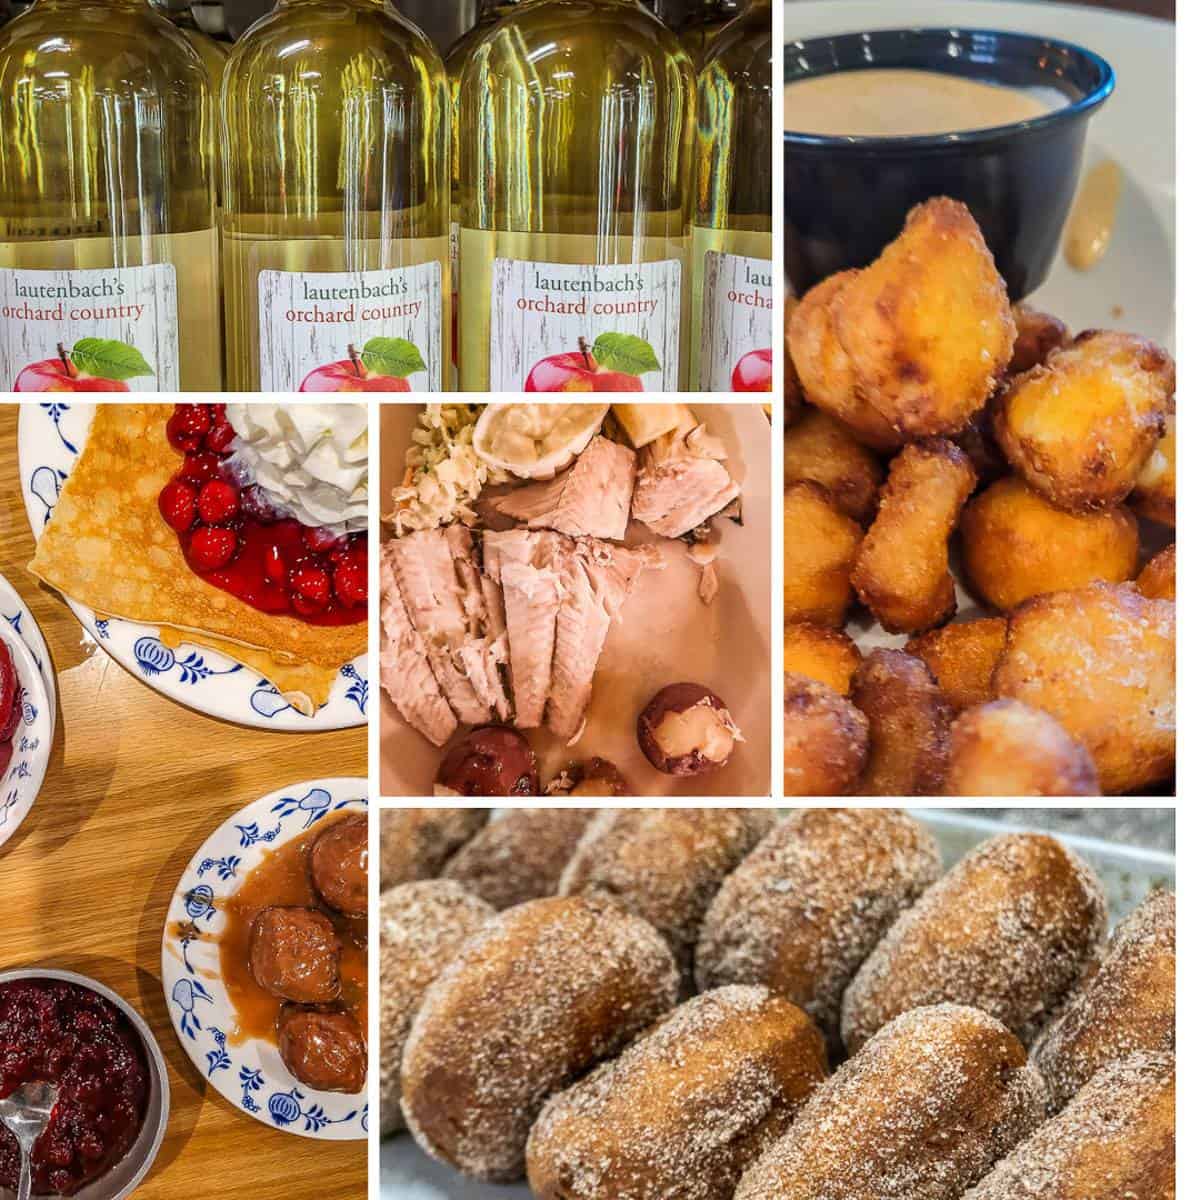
[0,1081,58,1200]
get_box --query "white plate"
[783,0,1175,349]
[17,402,368,730]
[0,620,53,850]
[161,778,368,1141]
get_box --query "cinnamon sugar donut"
[963,1052,1175,1199]
[559,809,774,987]
[842,834,1106,1054]
[401,895,679,1182]
[734,1004,1048,1200]
[695,809,940,1047]
[1033,889,1175,1110]
[381,807,489,888]
[526,986,828,1200]
[442,809,593,910]
[379,881,495,1135]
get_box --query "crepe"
[28,404,366,714]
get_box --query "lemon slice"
[473,403,610,479]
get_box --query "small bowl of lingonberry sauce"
[157,404,368,627]
[0,622,52,852]
[0,972,169,1200]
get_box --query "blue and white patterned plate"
[0,619,53,851]
[17,402,368,731]
[161,778,368,1141]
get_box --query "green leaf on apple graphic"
[69,338,154,381]
[591,332,661,376]
[361,337,426,379]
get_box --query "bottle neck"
[34,0,151,8]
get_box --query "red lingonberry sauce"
[160,404,367,627]
[0,980,149,1196]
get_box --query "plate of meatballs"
[162,779,368,1140]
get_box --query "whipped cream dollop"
[226,404,368,535]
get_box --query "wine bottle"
[154,0,229,99]
[0,0,221,392]
[444,0,524,390]
[676,0,739,66]
[458,0,694,393]
[690,0,770,392]
[222,0,450,392]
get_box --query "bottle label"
[257,263,442,392]
[0,264,179,392]
[698,251,772,392]
[449,220,460,388]
[489,257,682,391]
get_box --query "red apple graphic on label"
[731,348,772,393]
[13,339,152,392]
[524,334,659,393]
[299,338,425,392]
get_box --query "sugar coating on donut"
[442,809,594,910]
[842,833,1107,1053]
[559,809,776,984]
[379,880,495,1135]
[734,1003,1049,1200]
[1033,889,1175,1109]
[401,895,680,1182]
[527,985,828,1199]
[695,808,941,1044]
[381,807,489,889]
[962,1052,1175,1199]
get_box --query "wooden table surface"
[0,405,367,1200]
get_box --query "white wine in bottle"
[445,0,524,390]
[0,0,221,392]
[222,0,449,393]
[458,0,694,393]
[690,0,770,391]
[154,0,229,99]
[675,0,739,66]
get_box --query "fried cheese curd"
[789,198,1015,443]
[904,618,1007,713]
[992,582,1175,794]
[852,439,976,634]
[850,649,953,796]
[1131,409,1175,526]
[1009,303,1070,374]
[782,620,862,694]
[782,674,869,797]
[961,476,1139,612]
[994,330,1174,512]
[784,407,884,523]
[943,699,1100,797]
[1137,543,1175,601]
[783,481,863,627]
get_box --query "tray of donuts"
[379,806,1175,1200]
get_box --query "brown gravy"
[217,812,367,1046]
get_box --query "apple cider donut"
[734,1004,1048,1200]
[526,986,828,1200]
[381,807,489,889]
[379,880,495,1136]
[842,834,1106,1054]
[441,809,594,910]
[963,1052,1175,1200]
[695,809,940,1047]
[559,809,774,987]
[401,895,678,1182]
[1032,889,1175,1110]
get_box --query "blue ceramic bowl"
[783,28,1114,299]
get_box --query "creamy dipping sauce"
[785,68,1055,137]
[1064,158,1123,271]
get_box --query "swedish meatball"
[249,906,341,1004]
[310,814,367,917]
[277,1005,367,1094]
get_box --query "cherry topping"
[333,556,368,607]
[158,479,197,533]
[301,526,346,554]
[178,451,222,485]
[205,419,236,453]
[187,526,237,572]
[197,479,239,524]
[165,405,210,452]
[264,544,286,586]
[288,561,332,611]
